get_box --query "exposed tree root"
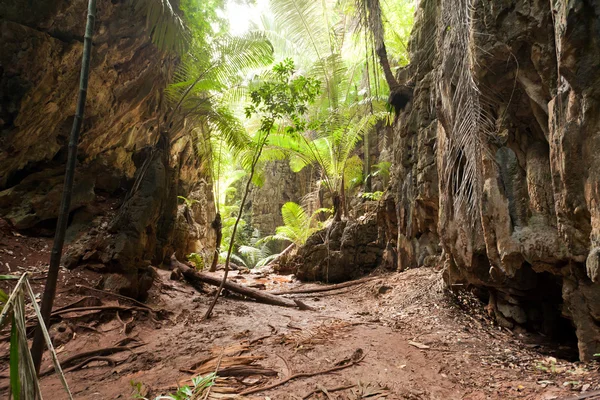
[75,284,155,311]
[63,356,116,373]
[50,305,152,317]
[239,349,366,396]
[39,339,145,376]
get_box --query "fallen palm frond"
[437,0,497,222]
[181,342,278,378]
[239,348,366,396]
[281,319,352,349]
[182,355,265,376]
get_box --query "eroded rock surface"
[381,0,600,360]
[293,214,384,283]
[0,0,214,298]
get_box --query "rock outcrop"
[293,213,384,283]
[0,0,214,298]
[383,0,600,360]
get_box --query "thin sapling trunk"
[203,135,269,319]
[202,59,319,319]
[31,0,97,375]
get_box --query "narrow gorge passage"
[1,0,600,398]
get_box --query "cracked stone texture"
[382,0,600,360]
[0,0,214,297]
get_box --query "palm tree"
[353,0,414,111]
[165,32,274,272]
[264,99,388,220]
[264,0,392,219]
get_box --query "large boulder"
[293,214,384,283]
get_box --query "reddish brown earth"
[1,225,600,400]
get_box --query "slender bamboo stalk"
[31,0,97,375]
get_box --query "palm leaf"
[133,0,188,54]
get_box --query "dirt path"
[1,229,599,399]
[1,268,595,399]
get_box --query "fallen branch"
[239,349,366,396]
[50,296,99,314]
[270,276,379,295]
[172,257,313,310]
[302,384,356,399]
[217,365,278,377]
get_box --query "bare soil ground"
[1,226,600,400]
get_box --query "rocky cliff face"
[0,0,214,297]
[385,0,600,360]
[250,161,313,236]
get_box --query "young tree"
[165,32,274,272]
[203,59,320,319]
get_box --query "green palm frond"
[270,0,331,62]
[344,154,364,189]
[133,0,189,54]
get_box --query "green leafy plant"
[132,373,216,400]
[203,59,320,319]
[177,196,200,208]
[263,202,328,246]
[186,253,205,270]
[361,191,383,201]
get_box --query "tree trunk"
[365,0,398,91]
[364,128,372,192]
[203,134,270,319]
[340,177,349,219]
[31,0,96,375]
[209,212,222,272]
[333,192,342,222]
[376,45,398,91]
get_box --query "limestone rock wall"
[386,0,600,360]
[0,0,215,296]
[250,161,313,235]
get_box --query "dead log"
[270,276,379,295]
[171,256,312,310]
